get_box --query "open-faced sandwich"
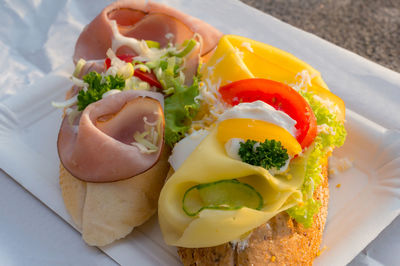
[53,0,222,246]
[158,35,347,264]
[53,1,347,263]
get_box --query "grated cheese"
[317,124,336,135]
[290,70,316,91]
[234,47,244,60]
[189,77,229,132]
[329,156,353,176]
[241,42,254,53]
[230,232,252,251]
[317,245,328,256]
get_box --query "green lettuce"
[164,76,200,146]
[286,91,347,228]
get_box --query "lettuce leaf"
[164,76,200,146]
[286,91,347,228]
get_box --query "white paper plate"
[1,0,400,265]
[0,59,399,266]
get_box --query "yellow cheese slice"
[158,127,306,248]
[201,35,345,121]
[201,36,254,87]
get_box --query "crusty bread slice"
[178,159,329,265]
[59,146,170,246]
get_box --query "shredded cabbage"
[51,95,78,109]
[125,76,151,91]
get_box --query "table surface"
[241,0,400,73]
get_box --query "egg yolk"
[217,118,302,156]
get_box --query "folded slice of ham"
[58,90,165,183]
[122,13,194,49]
[73,0,222,63]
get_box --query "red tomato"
[133,70,162,89]
[104,55,133,68]
[104,55,162,89]
[219,78,317,149]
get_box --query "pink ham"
[77,60,105,78]
[58,90,165,183]
[73,0,222,63]
[122,13,193,49]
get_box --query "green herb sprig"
[77,72,125,111]
[238,139,289,170]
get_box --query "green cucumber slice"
[182,179,263,216]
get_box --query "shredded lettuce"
[150,40,201,146]
[286,91,347,228]
[73,38,200,146]
[155,56,185,95]
[145,40,161,49]
[131,116,162,154]
[174,39,197,57]
[73,59,87,77]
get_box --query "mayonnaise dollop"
[218,100,297,137]
[169,129,210,171]
[169,101,297,172]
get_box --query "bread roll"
[59,146,170,246]
[177,159,328,265]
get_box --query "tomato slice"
[219,78,317,149]
[104,55,162,89]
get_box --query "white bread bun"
[59,147,170,246]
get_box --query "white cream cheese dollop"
[218,100,297,137]
[169,101,297,172]
[169,129,210,171]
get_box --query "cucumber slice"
[183,179,263,216]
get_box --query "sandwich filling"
[54,2,223,183]
[158,35,346,248]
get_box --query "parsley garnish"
[238,139,289,170]
[77,72,125,111]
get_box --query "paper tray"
[0,66,399,265]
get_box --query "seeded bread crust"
[178,161,329,265]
